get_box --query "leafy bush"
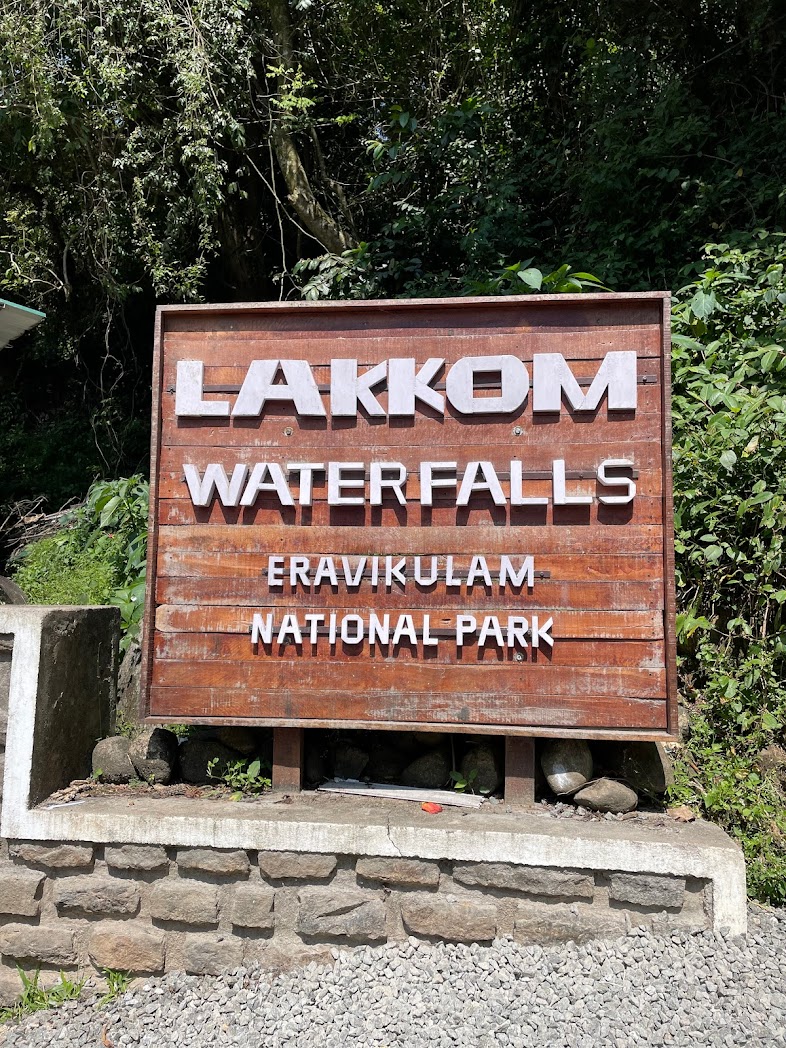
[13,475,148,650]
[207,756,272,798]
[668,231,786,904]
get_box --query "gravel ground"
[2,905,784,1048]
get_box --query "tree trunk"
[267,0,356,254]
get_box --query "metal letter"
[532,351,637,413]
[457,461,506,506]
[420,462,457,506]
[233,359,325,417]
[387,358,444,415]
[445,355,529,415]
[597,458,637,504]
[327,462,366,505]
[370,462,407,505]
[330,359,387,417]
[552,459,593,506]
[184,463,248,507]
[175,361,230,417]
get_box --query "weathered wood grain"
[147,685,668,730]
[157,550,664,583]
[159,412,663,450]
[156,523,665,555]
[155,576,664,612]
[154,632,665,670]
[141,293,676,736]
[155,605,665,640]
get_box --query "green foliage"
[207,756,272,797]
[449,768,478,793]
[668,232,786,904]
[97,968,131,1007]
[13,475,148,648]
[294,249,606,301]
[13,531,123,605]
[0,968,84,1024]
[2,0,785,519]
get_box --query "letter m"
[532,351,637,413]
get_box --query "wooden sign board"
[142,293,677,740]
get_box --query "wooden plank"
[156,496,664,529]
[155,605,665,641]
[157,438,666,479]
[141,309,164,725]
[153,632,665,670]
[162,323,663,352]
[272,727,303,792]
[157,550,665,583]
[661,294,679,736]
[146,714,673,742]
[148,685,667,730]
[151,659,666,699]
[166,355,663,389]
[156,523,665,556]
[155,576,664,612]
[157,470,663,505]
[505,737,536,807]
[160,294,666,336]
[159,412,663,450]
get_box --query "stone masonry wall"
[0,836,711,1003]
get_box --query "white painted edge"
[1,606,46,830]
[0,607,748,936]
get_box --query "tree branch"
[267,0,356,254]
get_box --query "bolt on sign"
[142,293,677,738]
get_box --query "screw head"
[515,652,524,662]
[284,427,293,437]
[513,426,523,436]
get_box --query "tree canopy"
[1,0,785,509]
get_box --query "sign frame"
[141,292,677,741]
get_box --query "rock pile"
[91,726,273,787]
[89,726,673,814]
[539,739,673,813]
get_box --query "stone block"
[453,862,594,899]
[177,848,250,878]
[401,894,497,942]
[27,607,119,806]
[128,727,179,785]
[9,841,94,869]
[0,967,21,1008]
[258,852,337,881]
[182,935,244,975]
[356,857,440,888]
[0,924,76,965]
[105,845,170,872]
[150,880,219,925]
[92,736,135,784]
[514,903,627,944]
[88,926,165,973]
[0,865,45,916]
[297,889,386,941]
[608,872,685,909]
[53,875,140,916]
[231,885,276,930]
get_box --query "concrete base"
[0,606,747,995]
